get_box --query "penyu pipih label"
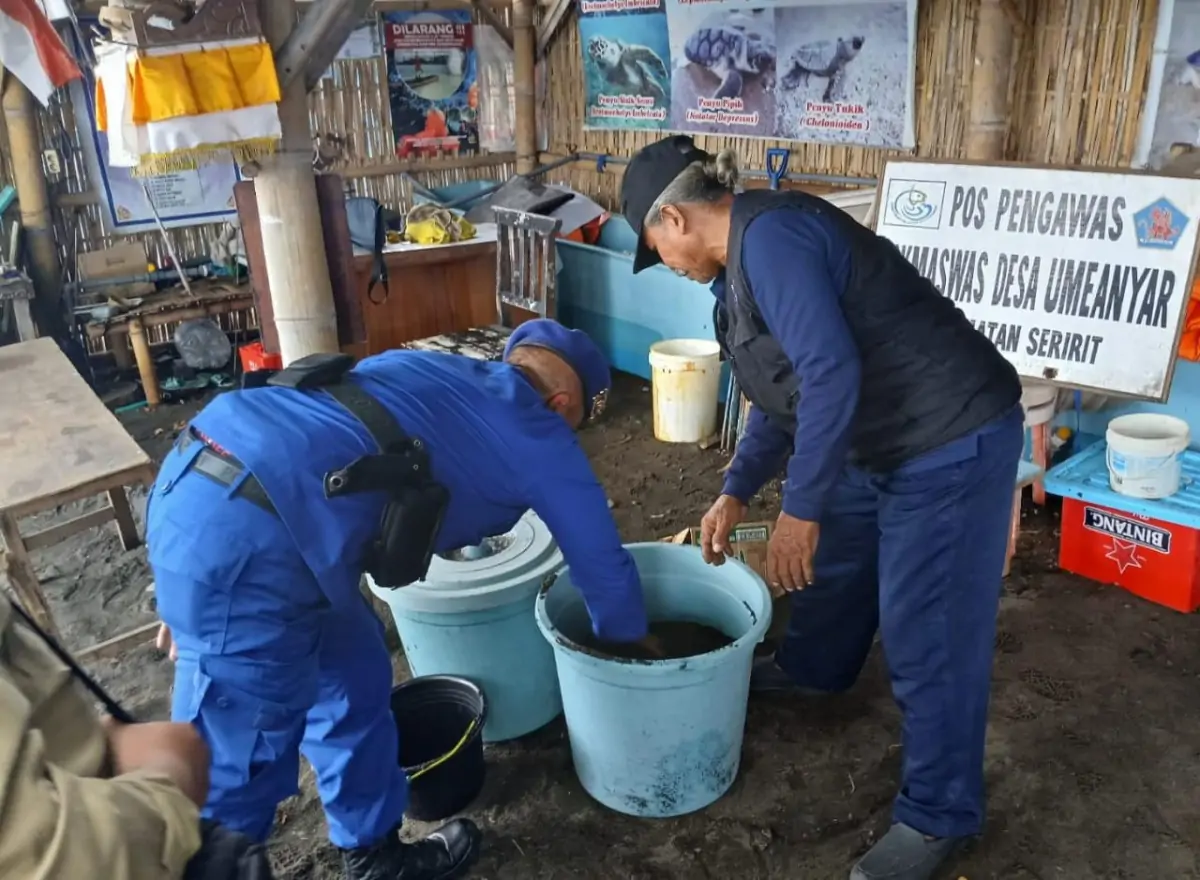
[873,161,1200,401]
[1083,506,1172,554]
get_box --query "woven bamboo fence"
[0,0,1167,270]
[0,6,515,280]
[539,0,1162,208]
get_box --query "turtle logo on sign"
[882,179,945,230]
[1133,197,1187,250]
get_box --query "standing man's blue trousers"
[776,407,1024,840]
[147,445,409,848]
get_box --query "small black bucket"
[391,675,488,822]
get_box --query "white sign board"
[875,161,1200,400]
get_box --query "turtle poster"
[577,0,917,149]
[383,10,480,158]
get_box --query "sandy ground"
[775,2,910,148]
[11,373,1200,879]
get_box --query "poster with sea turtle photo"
[577,0,917,148]
[383,10,480,157]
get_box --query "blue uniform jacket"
[182,350,649,642]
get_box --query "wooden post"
[128,318,162,406]
[1,74,62,331]
[965,0,1017,161]
[512,0,537,175]
[254,0,340,365]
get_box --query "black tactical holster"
[266,352,449,588]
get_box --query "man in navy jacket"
[622,135,1024,880]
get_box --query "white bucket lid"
[1106,413,1191,456]
[649,338,721,368]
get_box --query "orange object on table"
[1059,498,1200,613]
[238,341,282,372]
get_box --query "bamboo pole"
[512,0,537,174]
[965,0,1017,160]
[1,73,62,330]
[255,0,340,365]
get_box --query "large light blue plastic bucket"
[535,542,772,817]
[369,511,564,743]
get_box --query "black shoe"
[342,819,482,880]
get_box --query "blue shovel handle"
[766,148,791,190]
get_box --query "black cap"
[620,135,712,274]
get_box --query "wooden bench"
[0,338,156,647]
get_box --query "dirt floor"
[15,372,1200,879]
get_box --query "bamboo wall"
[538,0,1162,207]
[0,0,1166,274]
[0,8,515,282]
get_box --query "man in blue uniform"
[148,320,651,880]
[620,136,1025,880]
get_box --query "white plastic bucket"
[648,339,722,443]
[1105,414,1191,499]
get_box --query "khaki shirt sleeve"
[0,601,202,880]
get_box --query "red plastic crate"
[1059,498,1200,613]
[238,341,282,373]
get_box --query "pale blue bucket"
[535,542,772,817]
[369,511,564,743]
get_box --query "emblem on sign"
[1133,197,1188,250]
[882,179,946,230]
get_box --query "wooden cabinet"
[353,240,499,355]
[236,173,505,358]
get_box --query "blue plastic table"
[1044,442,1200,530]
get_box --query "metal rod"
[141,183,194,298]
[571,151,876,187]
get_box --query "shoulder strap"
[322,380,411,455]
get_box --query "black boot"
[341,819,482,880]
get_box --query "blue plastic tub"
[557,216,729,392]
[535,542,772,817]
[369,511,564,743]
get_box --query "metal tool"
[766,148,791,191]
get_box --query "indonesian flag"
[0,0,81,107]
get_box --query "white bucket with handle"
[1105,414,1191,499]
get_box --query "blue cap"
[504,319,611,421]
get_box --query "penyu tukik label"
[874,161,1200,400]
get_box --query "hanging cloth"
[94,36,282,174]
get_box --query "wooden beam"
[338,150,516,178]
[965,0,1016,161]
[276,0,376,93]
[2,72,61,326]
[512,0,536,174]
[536,0,571,57]
[259,0,341,365]
[76,621,159,660]
[473,0,513,48]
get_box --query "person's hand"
[700,495,748,565]
[767,512,820,593]
[104,719,211,807]
[155,622,178,662]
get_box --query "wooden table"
[84,283,256,407]
[0,338,156,641]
